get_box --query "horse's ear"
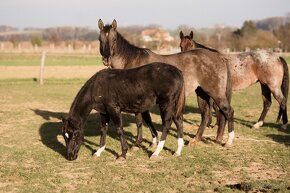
[179,31,184,39]
[112,19,117,30]
[98,19,104,30]
[190,31,194,39]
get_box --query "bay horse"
[61,63,185,160]
[98,19,235,146]
[180,31,289,130]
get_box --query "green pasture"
[0,53,289,67]
[0,53,103,66]
[0,77,289,193]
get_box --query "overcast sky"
[0,0,289,29]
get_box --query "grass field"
[0,53,289,67]
[0,77,289,193]
[0,53,103,66]
[0,52,289,192]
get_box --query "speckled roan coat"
[98,19,235,145]
[179,31,289,130]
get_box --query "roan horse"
[98,19,235,146]
[61,63,185,160]
[180,31,289,130]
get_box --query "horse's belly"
[121,96,156,113]
[231,72,257,90]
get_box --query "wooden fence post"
[39,51,46,85]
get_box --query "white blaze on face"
[65,133,69,139]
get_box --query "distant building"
[141,29,174,42]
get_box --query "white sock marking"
[253,121,263,128]
[175,138,184,156]
[94,145,106,157]
[227,131,235,145]
[152,140,165,156]
[152,137,158,144]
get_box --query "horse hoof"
[173,152,181,157]
[150,154,159,160]
[215,140,223,145]
[224,141,233,147]
[281,124,287,130]
[149,143,157,149]
[116,156,126,162]
[188,139,199,146]
[252,121,263,129]
[131,146,140,151]
[92,154,100,159]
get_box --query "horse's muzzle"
[102,56,112,69]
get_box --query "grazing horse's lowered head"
[61,117,84,160]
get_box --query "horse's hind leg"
[212,100,220,128]
[253,83,272,129]
[173,114,184,156]
[189,87,211,145]
[270,87,288,129]
[151,104,173,158]
[215,109,226,144]
[94,113,110,157]
[132,113,143,150]
[215,98,234,146]
[142,111,158,147]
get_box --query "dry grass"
[0,76,289,193]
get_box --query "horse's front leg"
[93,113,110,157]
[108,107,128,160]
[189,87,210,145]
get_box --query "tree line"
[0,14,289,52]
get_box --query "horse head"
[98,19,118,68]
[61,117,83,161]
[179,31,195,52]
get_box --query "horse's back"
[227,50,284,90]
[95,63,184,113]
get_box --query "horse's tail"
[175,78,185,118]
[225,58,232,103]
[277,56,289,122]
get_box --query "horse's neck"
[113,34,149,69]
[69,85,94,127]
[195,41,219,53]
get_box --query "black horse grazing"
[180,31,289,130]
[61,63,185,160]
[98,19,235,146]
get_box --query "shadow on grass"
[33,108,191,159]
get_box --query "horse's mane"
[112,28,150,64]
[194,41,220,53]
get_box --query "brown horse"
[98,19,235,146]
[180,31,289,130]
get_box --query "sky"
[0,0,289,29]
